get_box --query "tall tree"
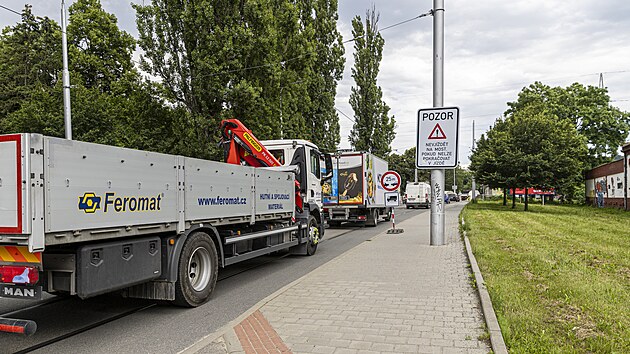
[0,6,61,120]
[506,81,630,168]
[348,7,395,158]
[0,1,189,157]
[134,0,244,158]
[298,0,345,152]
[68,0,136,92]
[134,0,345,157]
[470,106,586,210]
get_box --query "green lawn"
[462,201,630,353]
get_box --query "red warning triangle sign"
[428,123,447,140]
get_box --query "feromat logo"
[242,132,262,152]
[78,192,162,213]
[78,192,101,213]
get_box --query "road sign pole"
[430,0,445,246]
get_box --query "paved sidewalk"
[199,204,491,354]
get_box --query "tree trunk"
[524,188,529,211]
[512,187,516,209]
[503,188,507,206]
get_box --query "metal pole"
[471,120,476,201]
[61,0,72,140]
[414,168,418,183]
[453,165,456,193]
[430,0,445,246]
[279,86,283,139]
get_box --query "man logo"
[78,192,101,213]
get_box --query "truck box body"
[0,134,294,252]
[323,152,389,224]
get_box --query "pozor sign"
[416,107,460,168]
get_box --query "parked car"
[447,191,459,202]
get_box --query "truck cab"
[261,139,331,213]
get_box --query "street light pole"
[280,86,284,139]
[430,0,445,246]
[61,0,72,140]
[471,120,476,202]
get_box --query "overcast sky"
[2,0,629,165]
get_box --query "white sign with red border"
[380,171,401,192]
[416,106,460,168]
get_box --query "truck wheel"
[173,232,218,307]
[306,216,320,256]
[384,208,392,221]
[367,209,378,227]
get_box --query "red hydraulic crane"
[220,119,304,213]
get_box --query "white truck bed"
[0,134,294,252]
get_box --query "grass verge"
[462,201,629,353]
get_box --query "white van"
[404,182,431,208]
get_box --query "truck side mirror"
[321,153,333,184]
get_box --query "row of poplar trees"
[470,81,630,210]
[0,0,397,160]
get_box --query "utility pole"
[430,0,445,246]
[453,164,456,193]
[471,120,476,201]
[61,0,72,140]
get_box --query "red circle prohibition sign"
[380,171,401,192]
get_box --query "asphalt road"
[0,206,433,354]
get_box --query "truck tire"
[384,208,392,221]
[306,216,320,256]
[367,209,378,227]
[173,232,218,307]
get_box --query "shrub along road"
[462,201,629,353]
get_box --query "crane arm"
[220,119,304,213]
[220,119,282,167]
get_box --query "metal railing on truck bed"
[0,133,295,249]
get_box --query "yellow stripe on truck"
[0,247,15,262]
[19,248,40,263]
[0,246,41,264]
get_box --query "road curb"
[178,216,408,354]
[461,216,509,354]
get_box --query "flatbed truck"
[0,121,331,334]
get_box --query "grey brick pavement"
[257,203,491,354]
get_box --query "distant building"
[585,142,630,210]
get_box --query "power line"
[0,4,21,16]
[342,10,433,44]
[183,10,433,81]
[335,107,355,123]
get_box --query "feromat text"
[104,192,162,212]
